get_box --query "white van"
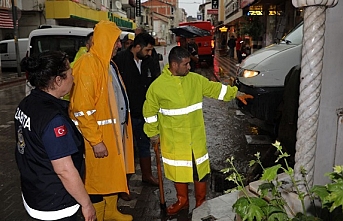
[28,27,93,62]
[235,22,303,122]
[25,26,93,94]
[0,38,28,69]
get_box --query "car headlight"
[243,70,259,78]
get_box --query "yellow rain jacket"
[143,64,238,182]
[69,20,134,194]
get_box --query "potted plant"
[221,141,343,221]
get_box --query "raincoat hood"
[90,20,121,63]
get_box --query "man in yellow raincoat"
[143,46,253,215]
[69,20,134,221]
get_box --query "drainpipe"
[292,0,338,191]
[334,109,343,166]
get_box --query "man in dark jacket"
[114,33,160,189]
[227,35,236,58]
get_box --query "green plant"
[311,165,343,214]
[221,141,343,221]
[240,16,264,40]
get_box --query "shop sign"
[0,0,12,10]
[247,10,281,16]
[212,0,218,9]
[219,26,228,32]
[269,11,282,16]
[248,10,263,15]
[207,9,218,15]
[197,13,202,20]
[108,12,133,28]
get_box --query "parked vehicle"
[0,38,28,69]
[178,21,214,65]
[235,22,303,123]
[25,26,93,94]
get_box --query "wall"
[314,0,343,185]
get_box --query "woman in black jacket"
[15,51,95,221]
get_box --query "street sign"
[197,13,202,21]
[135,0,141,16]
[212,0,218,9]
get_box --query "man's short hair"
[135,27,147,34]
[168,46,190,65]
[133,33,155,48]
[86,31,93,41]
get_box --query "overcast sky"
[179,1,202,17]
[141,0,202,18]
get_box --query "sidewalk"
[0,70,26,87]
[212,50,239,85]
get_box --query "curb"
[0,77,26,88]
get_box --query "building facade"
[141,0,186,44]
[213,0,303,51]
[0,0,136,40]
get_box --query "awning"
[0,9,21,29]
[46,1,135,29]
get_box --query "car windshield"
[30,35,87,62]
[280,23,303,45]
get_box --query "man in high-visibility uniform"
[143,46,253,215]
[69,20,134,221]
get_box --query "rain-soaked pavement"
[0,47,278,220]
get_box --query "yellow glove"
[150,135,160,145]
[236,92,254,105]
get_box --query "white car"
[235,22,303,122]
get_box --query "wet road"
[0,52,276,220]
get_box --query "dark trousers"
[229,48,235,58]
[132,117,151,158]
[236,49,242,63]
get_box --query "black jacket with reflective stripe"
[14,89,84,211]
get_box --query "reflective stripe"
[159,102,202,116]
[162,153,209,168]
[74,111,84,117]
[144,115,158,123]
[22,194,79,221]
[72,119,116,126]
[218,85,227,100]
[97,119,116,125]
[162,157,193,167]
[195,153,209,165]
[86,109,96,116]
[72,119,79,126]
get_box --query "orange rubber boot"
[167,182,189,215]
[194,181,207,208]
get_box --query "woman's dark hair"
[21,51,69,90]
[168,46,190,65]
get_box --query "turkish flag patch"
[54,125,67,138]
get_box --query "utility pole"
[12,0,21,77]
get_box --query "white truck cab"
[235,22,303,122]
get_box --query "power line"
[178,1,202,3]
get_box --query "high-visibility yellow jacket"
[143,64,238,182]
[70,46,87,68]
[69,20,134,195]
